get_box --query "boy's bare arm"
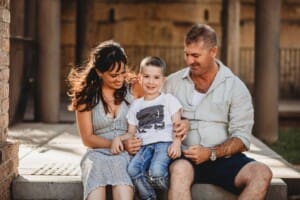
[172,109,183,140]
[119,124,137,141]
[122,124,142,155]
[168,109,183,159]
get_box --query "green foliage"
[268,128,300,164]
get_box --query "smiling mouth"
[114,82,123,87]
[190,66,198,71]
[146,86,156,90]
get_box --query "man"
[125,23,272,200]
[163,24,272,199]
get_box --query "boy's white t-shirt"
[127,93,182,146]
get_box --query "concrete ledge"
[12,175,286,200]
[266,178,287,200]
[9,123,295,200]
[12,176,82,200]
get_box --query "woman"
[68,40,139,200]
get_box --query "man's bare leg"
[168,159,194,200]
[235,161,272,200]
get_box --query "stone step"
[9,123,299,200]
[12,176,286,200]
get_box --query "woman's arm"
[76,108,111,148]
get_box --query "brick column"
[0,0,19,199]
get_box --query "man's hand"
[173,119,189,140]
[123,137,142,155]
[183,145,211,165]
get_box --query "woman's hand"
[123,137,142,155]
[173,119,190,141]
[111,136,124,155]
[126,72,143,98]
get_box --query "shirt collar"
[181,59,233,78]
[179,59,234,91]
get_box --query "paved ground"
[8,99,300,199]
[8,122,300,180]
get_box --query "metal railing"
[124,45,300,99]
[124,45,185,75]
[240,47,300,99]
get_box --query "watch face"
[210,149,216,161]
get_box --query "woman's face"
[98,62,126,90]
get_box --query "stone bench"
[12,176,286,200]
[9,123,296,199]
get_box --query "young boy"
[111,56,182,200]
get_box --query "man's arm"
[214,137,247,158]
[183,137,246,165]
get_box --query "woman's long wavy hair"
[67,40,128,113]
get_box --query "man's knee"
[254,162,272,182]
[235,161,272,186]
[169,159,194,184]
[249,162,272,180]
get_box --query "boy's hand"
[111,136,124,155]
[168,141,181,159]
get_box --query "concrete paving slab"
[246,136,300,179]
[8,123,72,146]
[12,175,82,200]
[8,122,299,199]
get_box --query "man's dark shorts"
[175,153,255,194]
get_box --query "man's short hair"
[185,24,217,49]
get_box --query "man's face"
[184,41,217,76]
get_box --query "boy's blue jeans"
[127,142,171,200]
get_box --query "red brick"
[0,0,10,10]
[0,175,14,200]
[1,97,8,112]
[0,67,9,81]
[0,21,9,38]
[0,142,18,200]
[0,142,18,163]
[0,113,8,127]
[0,127,8,142]
[0,8,10,23]
[0,37,9,52]
[0,82,9,98]
[0,50,9,66]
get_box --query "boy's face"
[139,65,164,97]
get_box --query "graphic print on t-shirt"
[136,105,165,133]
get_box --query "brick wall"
[0,0,19,199]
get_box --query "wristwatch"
[209,147,217,161]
